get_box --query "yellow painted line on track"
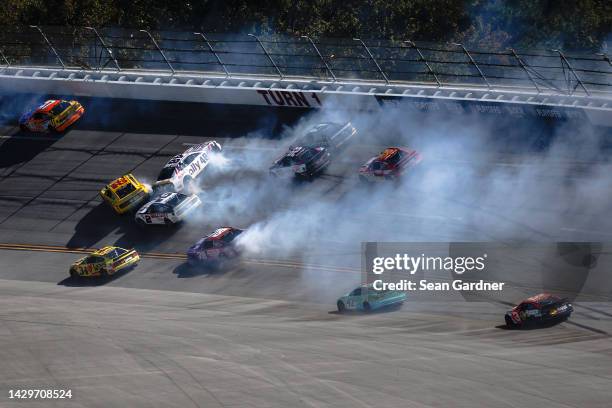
[0,243,358,274]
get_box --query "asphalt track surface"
[0,112,612,407]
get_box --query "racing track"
[0,112,612,407]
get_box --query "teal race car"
[337,284,406,313]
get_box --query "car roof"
[36,100,62,113]
[378,147,401,161]
[206,227,236,240]
[164,155,184,168]
[289,145,319,156]
[307,122,344,132]
[153,192,183,203]
[524,293,559,304]
[107,174,136,192]
[92,246,122,256]
[184,142,213,155]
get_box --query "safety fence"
[1,25,611,96]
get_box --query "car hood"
[360,158,376,170]
[137,201,154,213]
[71,256,87,267]
[187,239,205,254]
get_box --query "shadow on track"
[329,303,404,315]
[57,266,136,287]
[0,129,61,168]
[66,202,123,248]
[66,202,180,253]
[495,319,566,330]
[113,223,180,253]
[173,259,240,278]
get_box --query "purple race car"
[187,227,244,265]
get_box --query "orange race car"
[19,99,85,133]
[359,147,421,182]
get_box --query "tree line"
[1,0,610,50]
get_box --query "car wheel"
[362,301,371,312]
[99,268,109,279]
[164,218,172,226]
[337,301,346,313]
[69,269,79,279]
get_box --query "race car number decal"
[111,177,128,189]
[189,161,201,176]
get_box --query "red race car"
[187,227,244,265]
[359,147,421,182]
[505,293,573,328]
[19,99,85,133]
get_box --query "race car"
[19,99,85,133]
[269,122,357,178]
[505,293,573,328]
[135,192,201,226]
[187,227,244,265]
[100,174,150,214]
[293,122,357,153]
[69,246,140,278]
[153,141,222,193]
[269,146,331,178]
[359,147,421,182]
[337,284,406,313]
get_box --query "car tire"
[164,218,172,226]
[69,269,79,279]
[505,315,516,328]
[337,301,346,313]
[362,301,371,312]
[99,268,109,279]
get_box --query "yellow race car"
[100,174,150,214]
[69,246,140,278]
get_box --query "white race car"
[154,141,222,192]
[135,192,201,226]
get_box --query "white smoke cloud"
[169,95,611,304]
